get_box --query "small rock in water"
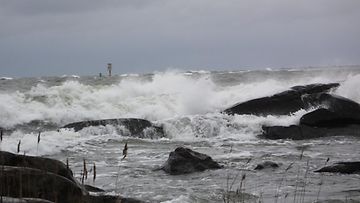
[315,162,360,174]
[62,118,164,138]
[162,147,222,175]
[87,195,146,203]
[254,161,279,170]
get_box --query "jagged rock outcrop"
[162,147,222,175]
[315,162,360,174]
[223,83,339,116]
[62,118,164,138]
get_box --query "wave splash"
[1,70,359,129]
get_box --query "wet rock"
[0,197,54,203]
[62,118,164,138]
[305,93,360,118]
[254,161,279,170]
[315,162,360,174]
[223,83,339,116]
[300,94,360,128]
[162,147,222,175]
[0,166,85,203]
[260,125,323,140]
[260,125,360,140]
[84,185,105,193]
[0,151,76,184]
[259,93,360,140]
[87,195,145,203]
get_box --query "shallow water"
[1,66,360,202]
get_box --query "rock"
[0,197,54,203]
[162,147,222,175]
[254,161,279,170]
[300,94,360,127]
[84,185,105,193]
[86,195,146,203]
[314,162,360,174]
[260,125,360,140]
[62,118,164,138]
[260,125,324,140]
[0,166,85,203]
[259,93,360,140]
[305,93,360,118]
[0,151,76,185]
[300,108,360,128]
[223,83,339,116]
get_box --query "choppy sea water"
[1,66,360,202]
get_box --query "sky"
[0,0,359,77]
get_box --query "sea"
[1,66,360,203]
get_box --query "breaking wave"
[2,69,357,129]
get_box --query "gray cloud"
[1,0,359,77]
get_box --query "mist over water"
[1,66,360,202]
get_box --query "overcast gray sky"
[0,0,359,77]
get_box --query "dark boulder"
[260,125,360,140]
[315,162,360,174]
[300,94,360,127]
[0,197,54,203]
[0,151,76,184]
[162,147,222,175]
[260,93,360,140]
[300,108,360,128]
[62,118,164,138]
[84,185,105,193]
[0,166,85,203]
[305,93,360,117]
[260,125,324,140]
[254,161,279,170]
[223,83,339,116]
[86,195,146,203]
